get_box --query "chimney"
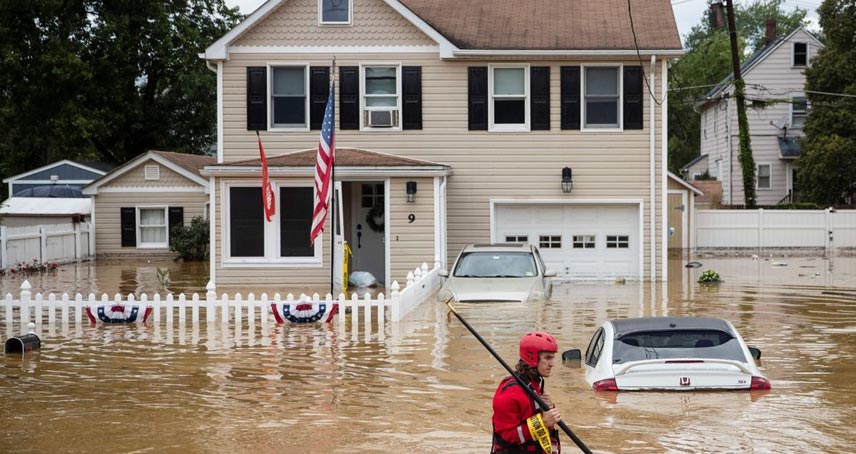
[765,18,777,45]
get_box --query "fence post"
[825,207,832,253]
[20,280,32,331]
[0,225,6,269]
[390,281,401,322]
[39,226,46,263]
[74,223,81,260]
[88,221,95,257]
[757,208,764,251]
[206,281,216,322]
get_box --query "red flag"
[311,81,335,245]
[258,135,275,222]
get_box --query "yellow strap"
[526,413,552,454]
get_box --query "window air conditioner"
[366,109,398,128]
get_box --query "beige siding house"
[83,151,215,256]
[697,27,823,206]
[201,0,683,288]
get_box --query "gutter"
[201,166,452,178]
[452,49,684,58]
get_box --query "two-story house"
[200,0,683,290]
[690,26,823,206]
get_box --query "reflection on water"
[1,255,856,453]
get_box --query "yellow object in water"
[343,242,352,292]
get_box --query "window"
[793,42,808,67]
[229,187,264,257]
[606,235,629,249]
[791,96,807,129]
[362,66,400,128]
[490,66,528,131]
[539,235,561,249]
[144,165,160,181]
[138,207,168,248]
[585,328,605,367]
[360,183,384,208]
[270,66,308,129]
[280,187,313,257]
[319,0,351,24]
[573,235,596,249]
[505,235,528,244]
[584,67,620,129]
[757,164,772,190]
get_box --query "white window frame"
[136,206,168,249]
[581,64,623,132]
[790,94,807,129]
[504,235,529,244]
[144,165,160,181]
[267,63,310,132]
[792,41,808,67]
[572,234,596,249]
[488,64,530,132]
[538,234,562,249]
[605,234,630,249]
[318,0,352,26]
[359,63,402,131]
[756,163,772,190]
[222,180,322,267]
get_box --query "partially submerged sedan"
[566,317,771,391]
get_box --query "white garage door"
[494,203,640,279]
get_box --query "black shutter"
[624,66,644,130]
[120,207,136,247]
[309,67,330,130]
[468,67,488,130]
[168,207,184,234]
[530,66,550,130]
[560,66,580,130]
[247,67,267,130]
[339,66,359,130]
[402,66,422,130]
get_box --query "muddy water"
[2,256,856,453]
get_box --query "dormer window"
[319,0,351,25]
[793,42,808,67]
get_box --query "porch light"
[406,181,417,203]
[561,167,573,193]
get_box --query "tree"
[797,0,856,206]
[0,1,242,199]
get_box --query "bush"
[170,216,209,261]
[698,269,721,283]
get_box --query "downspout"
[649,55,656,282]
[205,60,224,164]
[661,58,669,282]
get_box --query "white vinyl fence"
[695,209,856,249]
[0,222,93,269]
[2,261,443,342]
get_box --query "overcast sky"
[223,0,821,48]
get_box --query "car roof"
[609,317,735,337]
[463,243,532,253]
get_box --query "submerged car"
[437,243,556,302]
[566,317,771,391]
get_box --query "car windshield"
[611,329,747,364]
[452,252,538,278]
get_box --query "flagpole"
[329,57,336,297]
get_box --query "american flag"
[310,81,335,245]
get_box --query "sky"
[224,0,822,48]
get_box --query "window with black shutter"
[468,67,488,130]
[584,66,620,129]
[280,187,314,257]
[270,66,308,128]
[229,187,264,257]
[560,66,580,130]
[120,207,136,247]
[339,66,359,130]
[491,66,527,129]
[310,67,330,130]
[247,67,267,130]
[623,66,643,130]
[530,66,550,130]
[402,66,422,130]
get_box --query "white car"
[437,243,556,303]
[565,317,771,391]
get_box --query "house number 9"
[408,214,416,223]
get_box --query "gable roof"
[680,154,708,172]
[2,159,111,183]
[668,171,703,196]
[82,150,215,195]
[203,0,682,60]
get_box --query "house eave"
[201,166,452,178]
[451,48,685,58]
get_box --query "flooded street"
[2,255,856,453]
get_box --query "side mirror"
[562,349,581,361]
[544,269,558,278]
[748,347,762,360]
[438,269,449,277]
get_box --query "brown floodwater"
[2,255,856,453]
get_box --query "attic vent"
[145,165,160,181]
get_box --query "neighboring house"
[82,151,215,256]
[3,159,114,196]
[0,197,91,228]
[200,0,683,287]
[696,26,823,206]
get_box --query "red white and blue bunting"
[271,301,338,324]
[86,305,152,324]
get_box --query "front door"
[333,182,345,292]
[350,182,386,286]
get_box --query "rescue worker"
[491,331,562,453]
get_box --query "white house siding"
[388,176,434,285]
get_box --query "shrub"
[169,216,209,261]
[698,269,721,283]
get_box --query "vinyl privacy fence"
[0,222,93,269]
[695,209,856,250]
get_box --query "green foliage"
[698,269,721,283]
[797,0,856,206]
[169,216,209,261]
[0,1,243,200]
[734,80,757,208]
[771,202,821,209]
[694,170,716,181]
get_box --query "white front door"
[350,182,386,285]
[333,181,345,292]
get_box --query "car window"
[452,252,537,278]
[611,329,746,364]
[585,328,605,367]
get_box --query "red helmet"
[519,331,558,367]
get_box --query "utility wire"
[627,0,664,105]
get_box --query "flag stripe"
[311,80,335,245]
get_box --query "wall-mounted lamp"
[561,167,573,193]
[406,180,417,203]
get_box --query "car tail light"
[750,376,771,390]
[593,378,618,391]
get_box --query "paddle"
[444,298,593,454]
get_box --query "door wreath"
[366,204,384,232]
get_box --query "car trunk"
[613,359,753,390]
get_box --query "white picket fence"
[2,261,442,341]
[695,209,856,250]
[0,222,93,269]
